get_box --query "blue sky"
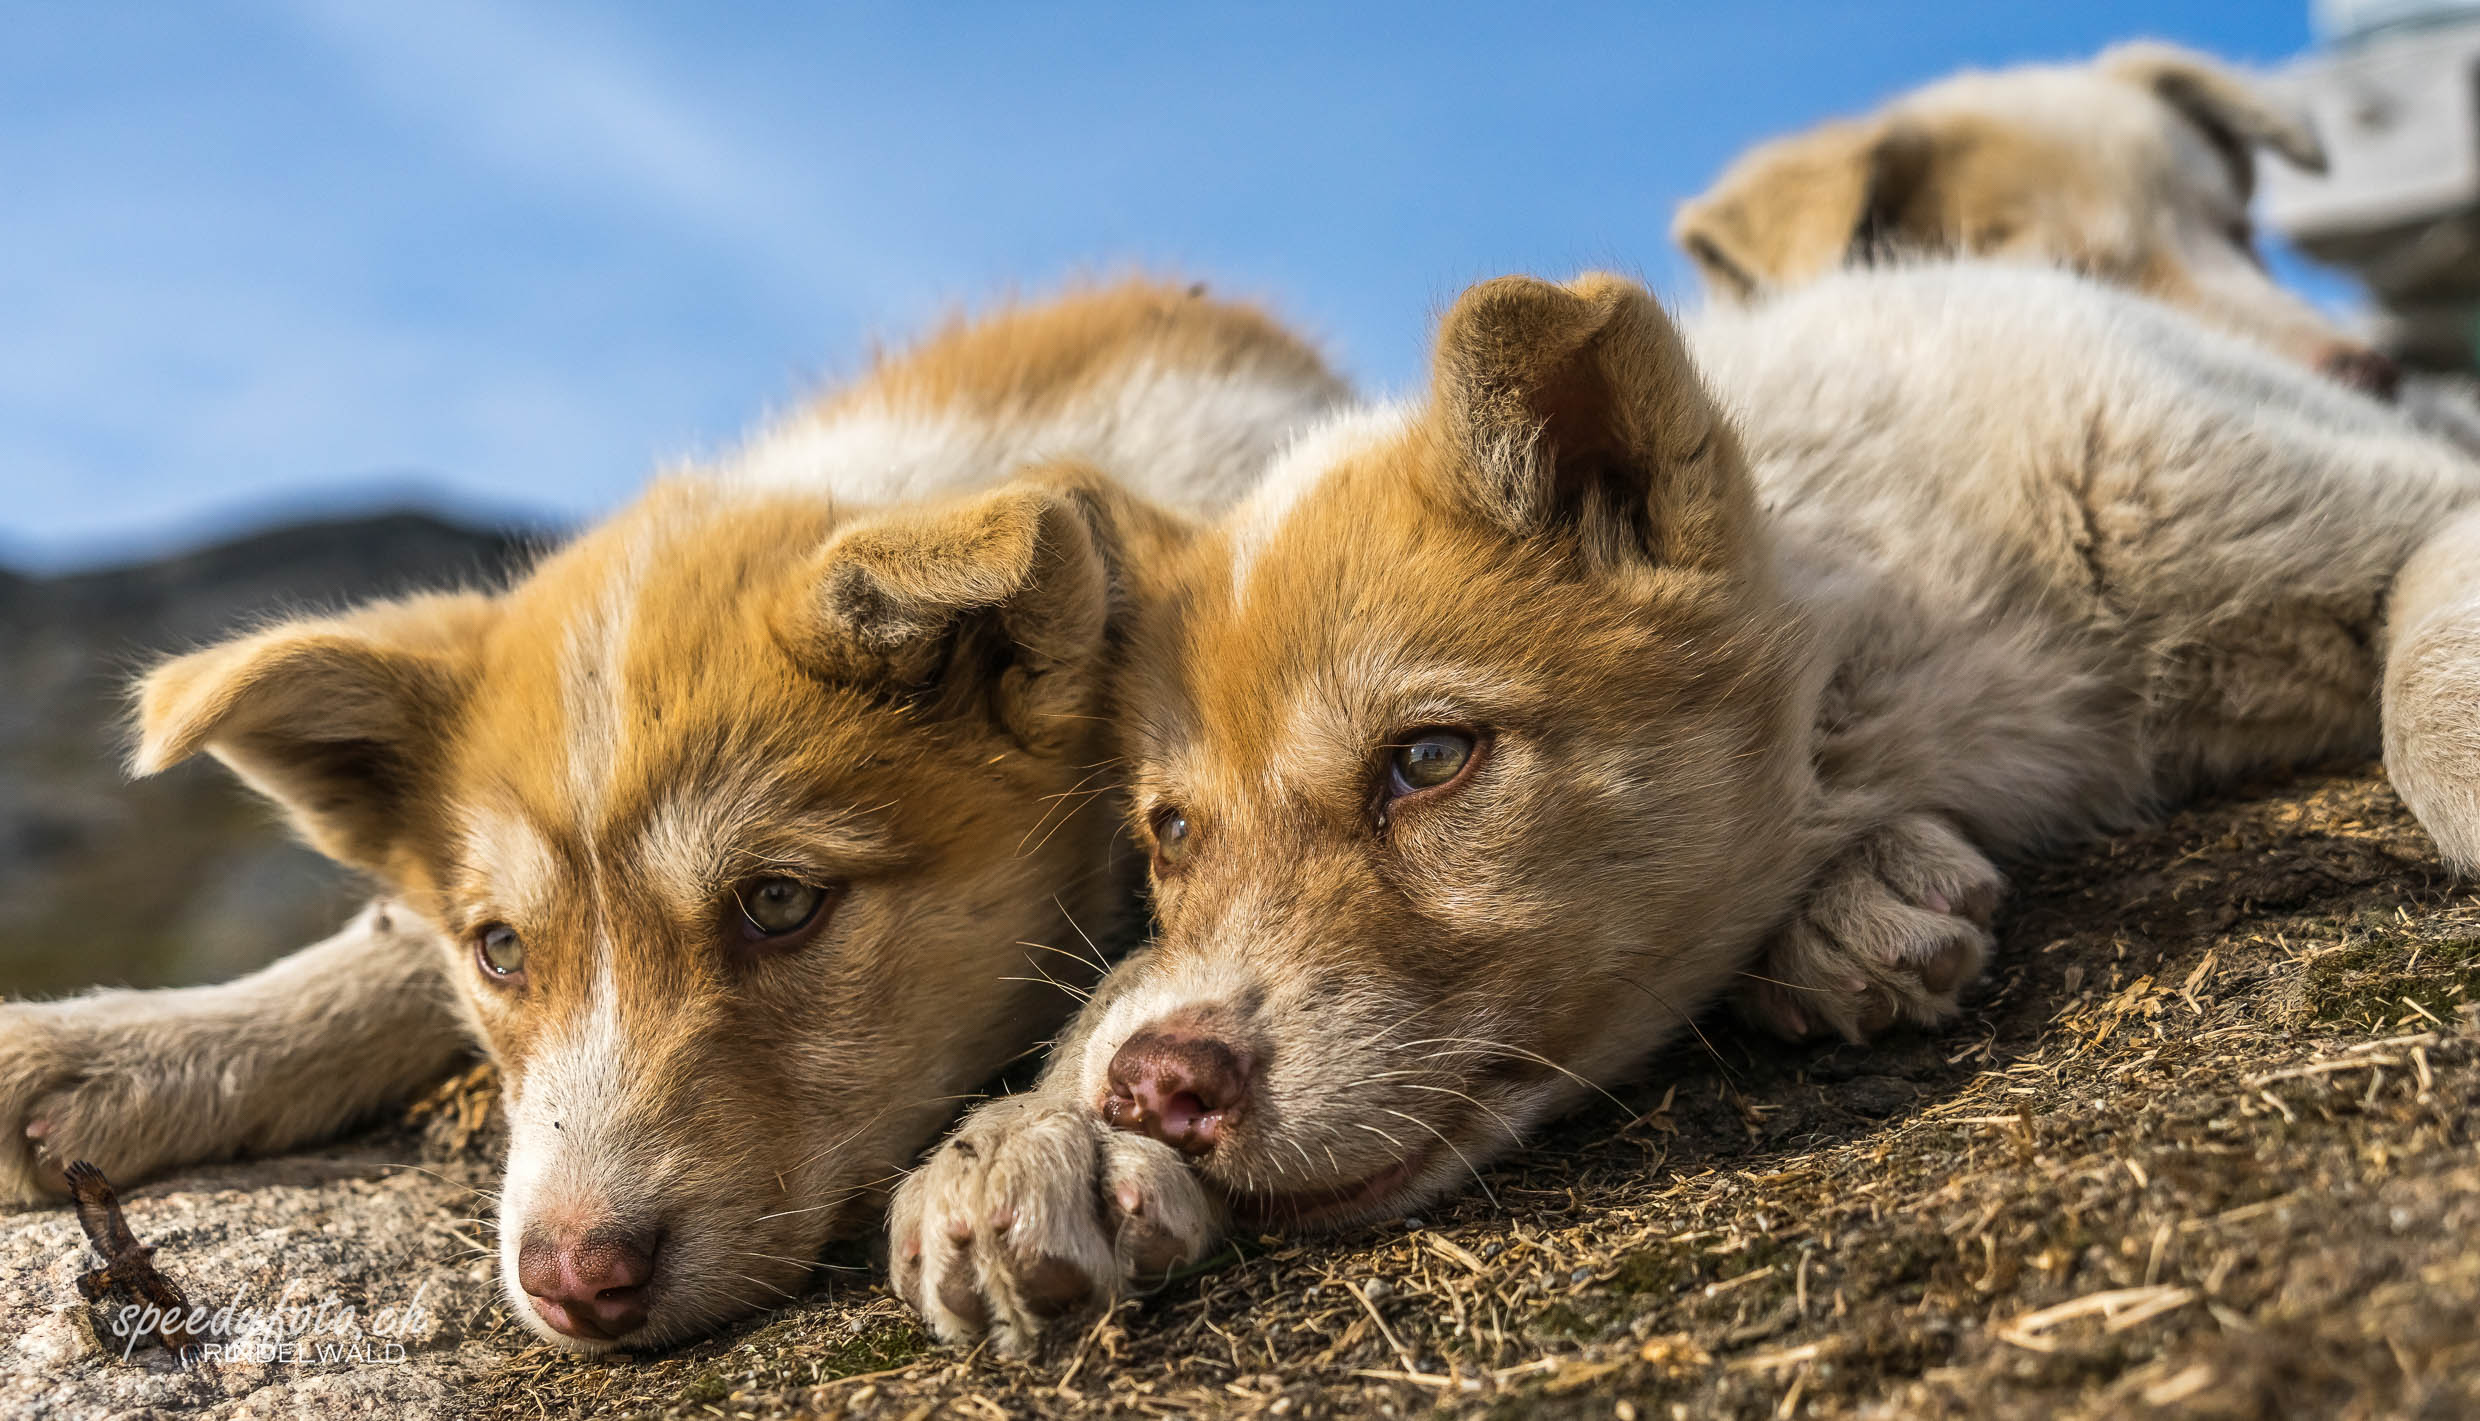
[2,2,2330,569]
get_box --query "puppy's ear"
[1429,273,1755,572]
[132,590,496,875]
[2100,41,2326,188]
[1673,119,1937,299]
[783,465,1180,755]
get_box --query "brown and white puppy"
[891,264,2480,1355]
[1672,42,2401,397]
[0,281,1346,1352]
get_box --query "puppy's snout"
[1103,1024,1260,1155]
[2319,345,2402,401]
[517,1222,663,1340]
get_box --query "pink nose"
[2319,345,2401,401]
[1103,1025,1259,1155]
[517,1224,662,1340]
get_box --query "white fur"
[728,361,1343,517]
[557,519,662,832]
[1225,402,1415,598]
[1686,262,2477,848]
[1884,57,2353,381]
[459,809,562,925]
[496,959,643,1347]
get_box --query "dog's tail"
[2385,505,2480,872]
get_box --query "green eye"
[476,924,526,980]
[1388,730,1476,797]
[739,876,827,939]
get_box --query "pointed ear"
[1429,272,1754,570]
[2100,41,2326,187]
[1673,119,1937,299]
[780,465,1182,755]
[132,590,496,875]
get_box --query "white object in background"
[2260,22,2480,237]
[2315,0,2480,42]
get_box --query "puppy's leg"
[0,900,471,1203]
[2384,507,2480,874]
[1737,812,2006,1042]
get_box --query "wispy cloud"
[277,0,907,324]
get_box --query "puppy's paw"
[0,999,214,1205]
[889,1094,1219,1357]
[1739,813,2003,1042]
[2384,601,2480,874]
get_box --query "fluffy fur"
[1672,43,2380,389]
[892,264,2480,1355]
[0,280,1347,1352]
[1675,39,2480,875]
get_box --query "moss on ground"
[2296,930,2480,1029]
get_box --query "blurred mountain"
[0,512,542,996]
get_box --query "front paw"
[1740,813,2003,1042]
[888,1093,1219,1357]
[0,999,210,1205]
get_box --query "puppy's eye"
[737,876,831,940]
[475,924,526,982]
[1387,729,1478,798]
[1150,806,1194,872]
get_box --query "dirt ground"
[15,761,2480,1419]
[452,762,2480,1421]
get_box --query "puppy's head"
[133,466,1179,1349]
[1073,275,1818,1228]
[1676,44,2393,396]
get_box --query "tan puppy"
[889,264,2480,1355]
[1672,42,2400,395]
[0,281,1346,1351]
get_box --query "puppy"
[889,264,2480,1355]
[1672,42,2401,397]
[0,281,1346,1351]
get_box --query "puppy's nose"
[2319,345,2401,401]
[517,1223,662,1340]
[1103,1026,1259,1155]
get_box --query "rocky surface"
[0,1072,514,1420]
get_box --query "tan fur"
[823,280,1339,422]
[894,265,2480,1355]
[2381,508,2480,868]
[0,280,1344,1353]
[1673,43,2357,378]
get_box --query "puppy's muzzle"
[2319,345,2402,402]
[518,1221,665,1341]
[1102,1020,1260,1155]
